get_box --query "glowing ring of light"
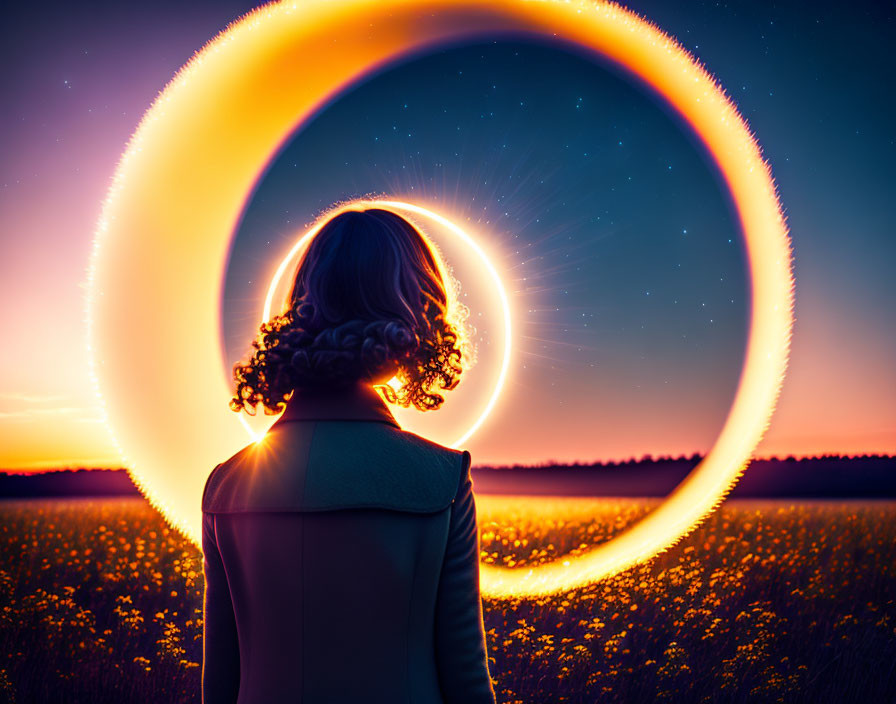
[241,197,513,450]
[88,0,794,598]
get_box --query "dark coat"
[201,382,496,704]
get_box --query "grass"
[0,496,893,703]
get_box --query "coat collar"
[270,381,401,430]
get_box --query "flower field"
[0,496,893,703]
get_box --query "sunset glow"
[87,0,793,596]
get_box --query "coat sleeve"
[434,450,497,704]
[201,511,240,704]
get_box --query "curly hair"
[230,208,468,415]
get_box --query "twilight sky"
[1,0,893,469]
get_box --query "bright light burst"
[240,197,513,450]
[87,0,794,598]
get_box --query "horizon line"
[2,451,894,475]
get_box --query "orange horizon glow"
[3,380,893,470]
[3,450,893,475]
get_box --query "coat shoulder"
[202,421,469,515]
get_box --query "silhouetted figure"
[201,208,496,703]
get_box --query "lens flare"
[87,0,794,597]
[238,198,513,450]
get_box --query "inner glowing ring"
[87,0,794,598]
[245,198,512,449]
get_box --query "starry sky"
[1,0,893,469]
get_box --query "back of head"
[230,208,467,415]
